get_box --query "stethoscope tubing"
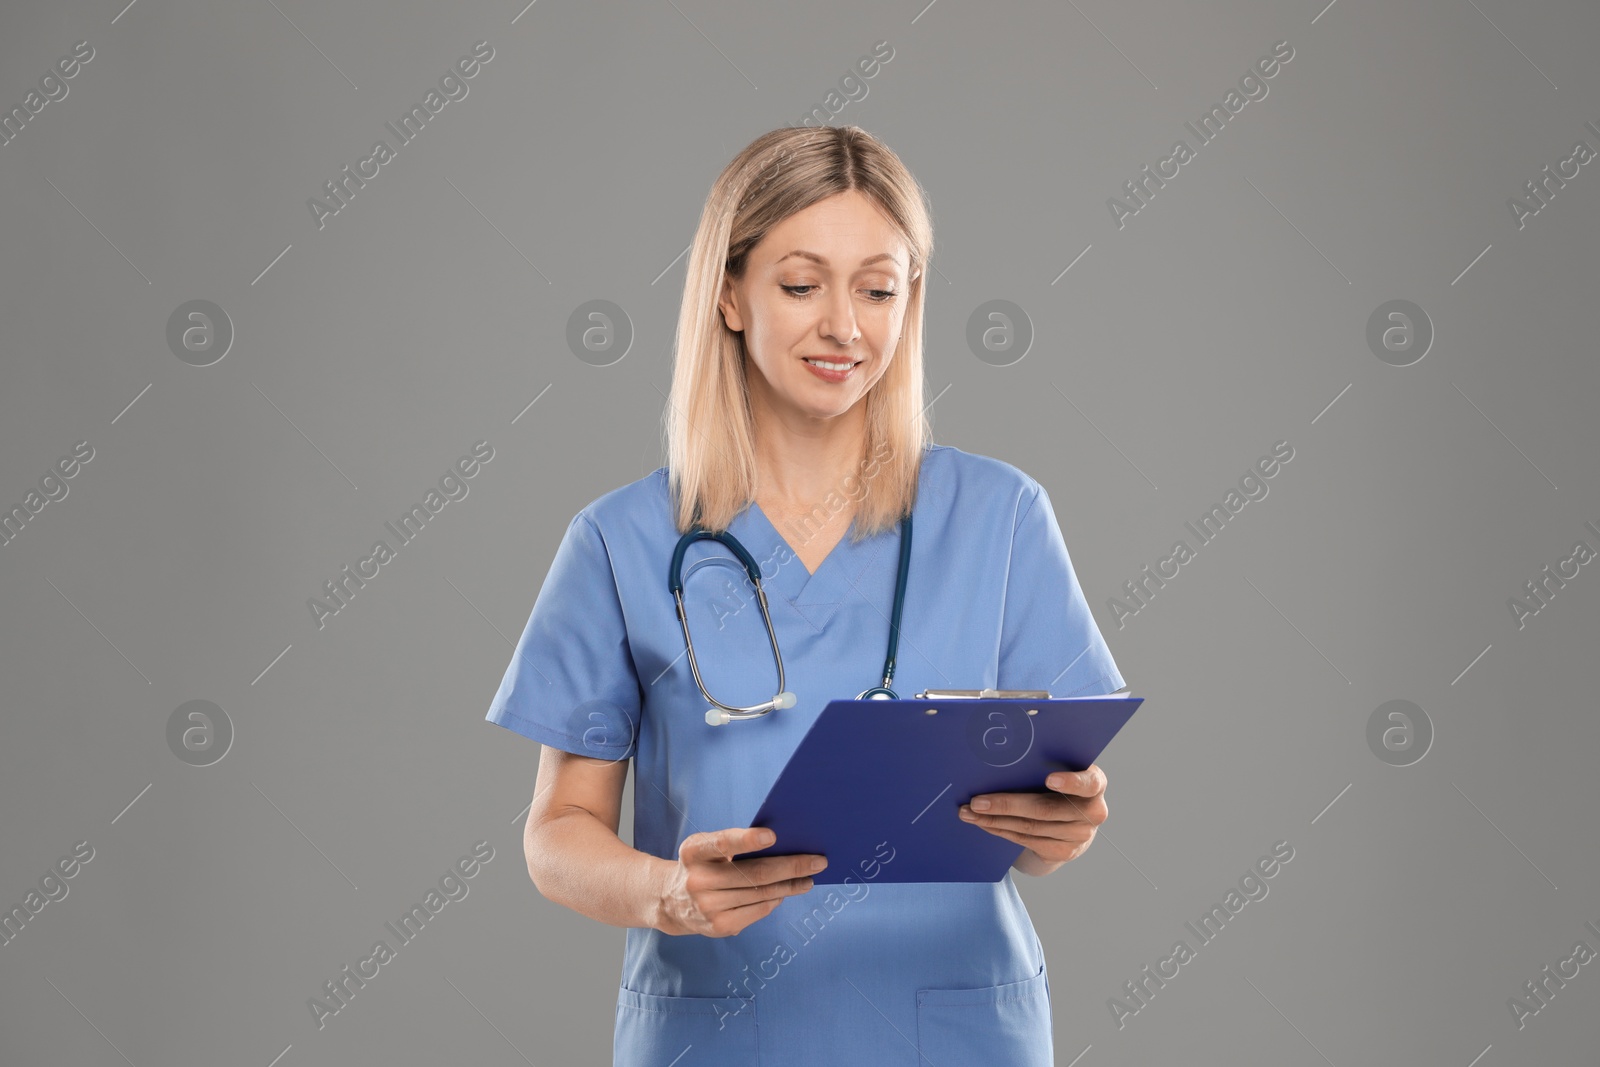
[670,529,789,719]
[669,513,912,723]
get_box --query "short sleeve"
[484,510,642,760]
[998,483,1127,697]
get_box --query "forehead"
[756,191,907,269]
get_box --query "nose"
[820,289,860,346]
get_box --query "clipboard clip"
[913,688,1052,699]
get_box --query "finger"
[709,874,815,910]
[708,893,789,935]
[960,796,1100,831]
[1045,764,1107,797]
[983,824,1097,860]
[964,808,1100,842]
[738,853,827,887]
[967,790,1095,821]
[685,827,774,865]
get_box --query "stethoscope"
[669,512,912,726]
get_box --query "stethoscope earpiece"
[704,690,798,727]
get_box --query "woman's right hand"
[656,827,826,937]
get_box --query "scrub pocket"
[614,985,759,1066]
[915,963,1053,1067]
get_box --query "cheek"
[747,305,807,352]
[873,310,905,348]
[861,360,893,393]
[741,330,793,387]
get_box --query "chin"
[790,396,858,419]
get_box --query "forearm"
[527,808,673,930]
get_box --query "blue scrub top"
[486,443,1125,1066]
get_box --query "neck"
[749,400,867,507]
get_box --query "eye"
[780,285,899,303]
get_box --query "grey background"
[2,0,1596,1064]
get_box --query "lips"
[801,356,862,382]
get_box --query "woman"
[485,125,1125,1065]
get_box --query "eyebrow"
[773,250,901,269]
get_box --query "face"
[718,189,916,428]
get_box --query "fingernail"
[959,807,977,820]
[971,797,991,810]
[811,857,827,871]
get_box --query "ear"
[718,276,745,333]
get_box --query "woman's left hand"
[958,765,1109,877]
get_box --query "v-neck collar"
[731,502,891,630]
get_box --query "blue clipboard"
[745,691,1142,884]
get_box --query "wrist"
[1012,848,1063,877]
[641,855,677,933]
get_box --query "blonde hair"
[663,125,934,543]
